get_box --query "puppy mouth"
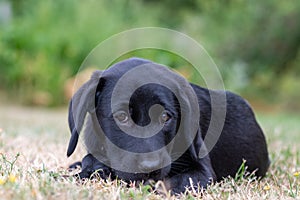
[112,168,167,182]
[143,169,163,180]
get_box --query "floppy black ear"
[67,70,103,157]
[67,99,79,157]
[188,129,205,161]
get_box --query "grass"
[0,104,299,199]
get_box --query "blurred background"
[0,0,299,112]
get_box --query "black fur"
[67,58,269,193]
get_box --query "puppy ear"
[67,70,103,157]
[188,129,203,161]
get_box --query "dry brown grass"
[0,105,299,199]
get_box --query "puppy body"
[67,58,269,193]
[192,85,269,180]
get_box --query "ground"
[0,104,299,199]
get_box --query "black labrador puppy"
[67,58,269,194]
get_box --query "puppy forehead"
[131,84,173,101]
[98,58,182,106]
[102,58,180,84]
[103,57,153,79]
[103,84,174,109]
[99,58,170,95]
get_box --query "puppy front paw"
[163,173,212,194]
[68,161,82,170]
[163,176,189,194]
[77,154,111,179]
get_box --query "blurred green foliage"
[0,0,299,109]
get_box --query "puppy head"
[96,81,179,180]
[67,58,200,181]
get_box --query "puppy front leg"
[165,157,216,194]
[165,169,215,194]
[77,153,111,179]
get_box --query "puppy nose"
[138,160,161,172]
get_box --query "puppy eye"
[114,111,129,123]
[160,111,171,123]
